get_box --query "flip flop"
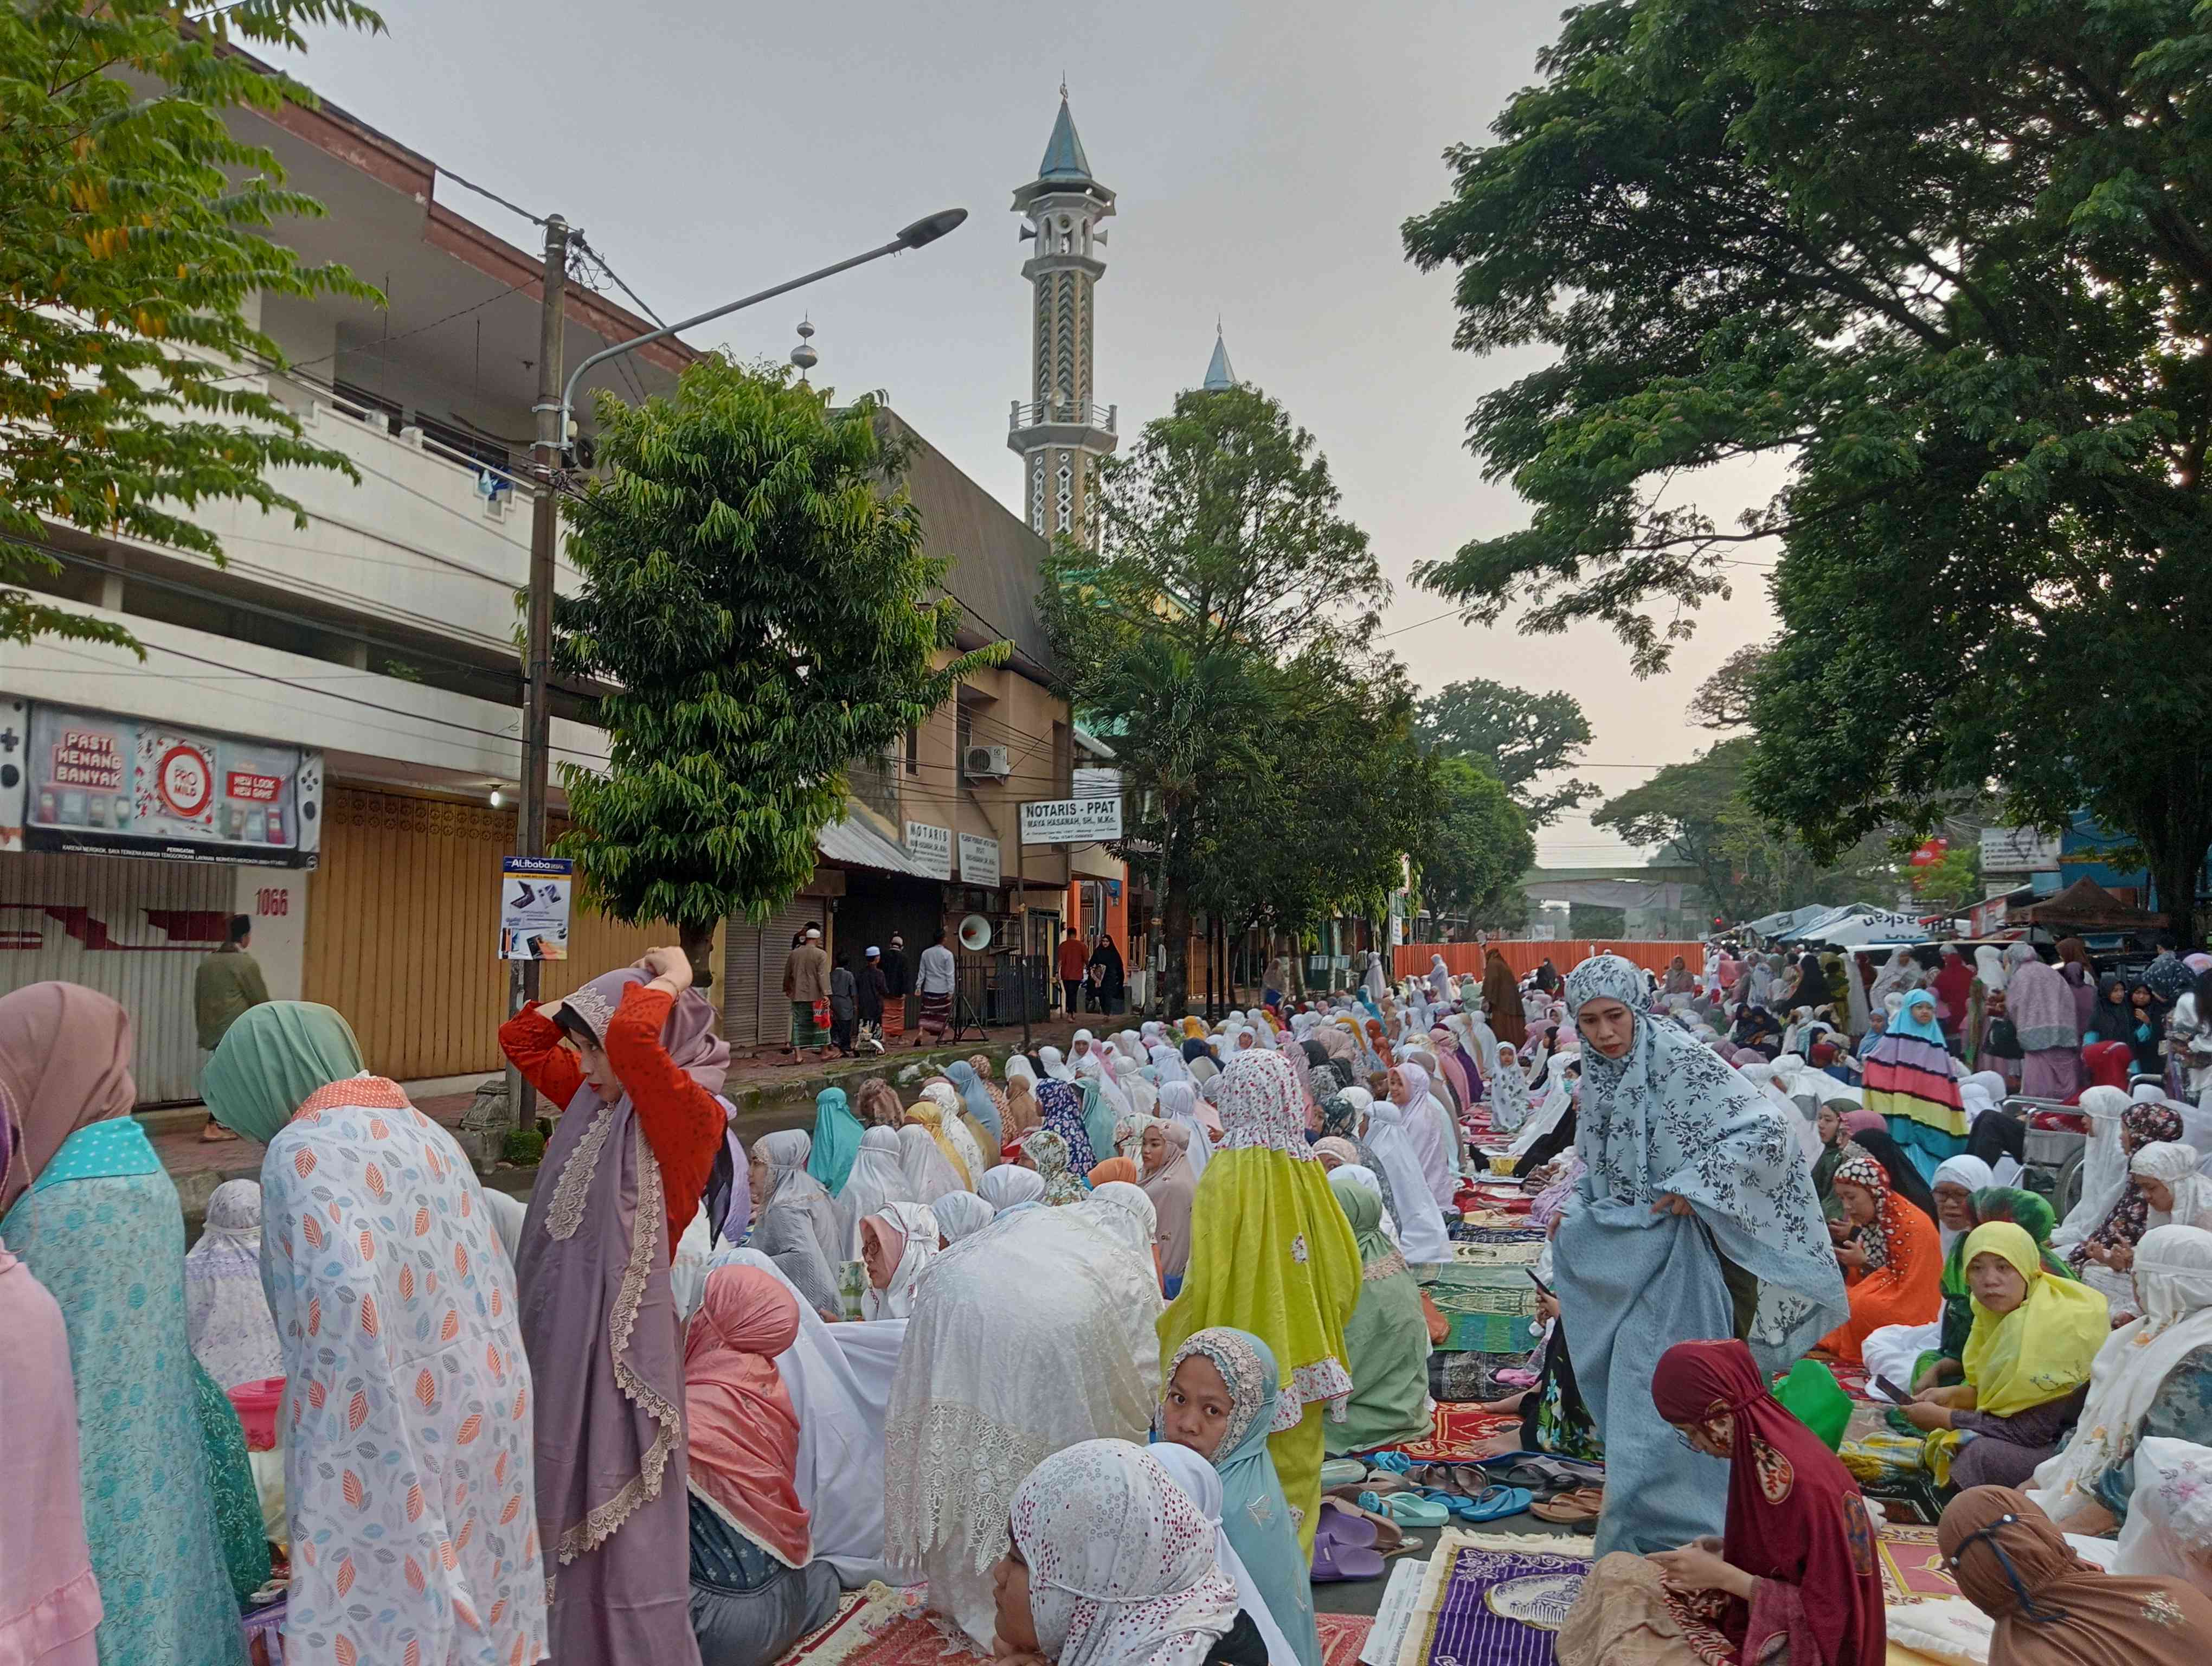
[1530,1488,1604,1525]
[1310,1540,1387,1582]
[1362,1490,1449,1528]
[1366,1451,1420,1475]
[1313,1500,1379,1548]
[1458,1485,1533,1524]
[1320,1459,1370,1490]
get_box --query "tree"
[1687,642,1773,732]
[1043,382,1391,1014]
[1420,757,1536,924]
[552,362,1005,982]
[1402,0,2212,944]
[1,0,384,651]
[1413,679,1596,826]
[1593,740,1756,920]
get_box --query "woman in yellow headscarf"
[1159,1048,1360,1555]
[1901,1221,2108,1488]
[902,1096,975,1189]
[1181,1015,1207,1040]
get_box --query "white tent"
[1803,909,1931,949]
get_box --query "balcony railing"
[1010,400,1117,433]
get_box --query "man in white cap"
[782,922,834,1062]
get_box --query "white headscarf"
[837,1125,916,1258]
[1007,1055,1040,1090]
[1392,1060,1457,1210]
[1146,1443,1303,1666]
[862,1200,942,1319]
[930,1191,996,1244]
[2114,1436,2212,1595]
[2030,1226,2212,1521]
[1082,1181,1160,1271]
[1008,1440,1240,1666]
[1975,944,2010,993]
[1359,1088,1451,1265]
[1040,1046,1075,1082]
[1930,1155,1996,1255]
[895,1123,964,1203]
[183,1178,284,1390]
[2054,1086,2136,1253]
[1332,1162,1402,1251]
[979,1164,1046,1213]
[1156,1080,1213,1182]
[2137,1142,2212,1232]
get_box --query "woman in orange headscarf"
[1817,1152,1944,1364]
[684,1264,844,1666]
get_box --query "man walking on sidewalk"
[195,913,269,1140]
[783,925,836,1062]
[1058,925,1090,1015]
[915,927,957,1045]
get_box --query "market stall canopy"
[1807,909,1932,949]
[2007,877,2168,932]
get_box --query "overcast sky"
[276,0,1786,867]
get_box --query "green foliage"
[1687,642,1772,732]
[1404,0,2212,944]
[0,0,384,651]
[1413,679,1595,826]
[500,1130,545,1167]
[553,360,1007,978]
[1420,757,1535,921]
[1042,382,1397,1013]
[1908,848,1982,915]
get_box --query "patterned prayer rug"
[1379,1402,1523,1462]
[1316,1610,1374,1666]
[1403,1529,1594,1666]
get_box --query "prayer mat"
[1403,1528,1594,1666]
[1458,1209,1538,1231]
[1429,1261,1541,1354]
[1875,1524,1964,1604]
[1379,1402,1522,1462]
[771,1582,981,1666]
[1429,1348,1533,1405]
[1315,1611,1374,1666]
[1449,1238,1544,1267]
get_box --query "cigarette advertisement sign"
[500,856,573,960]
[14,702,322,868]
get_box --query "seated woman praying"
[1900,1221,2109,1490]
[1858,1155,1992,1390]
[1868,1185,2066,1401]
[1936,1485,2212,1662]
[1558,1338,1885,1666]
[684,1265,844,1666]
[2026,1224,2212,1537]
[991,1440,1264,1666]
[1817,1151,1945,1364]
[1323,1168,1432,1458]
[859,1201,940,1319]
[1156,1329,1323,1666]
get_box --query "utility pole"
[504,212,569,1141]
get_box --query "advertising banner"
[500,856,573,960]
[16,702,322,868]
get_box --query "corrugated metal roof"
[817,809,935,879]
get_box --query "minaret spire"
[1009,91,1118,545]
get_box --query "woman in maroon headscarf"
[1559,1339,1885,1666]
[500,948,733,1666]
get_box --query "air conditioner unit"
[963,744,1011,780]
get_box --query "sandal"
[1361,1490,1449,1528]
[1321,1459,1370,1490]
[1310,1540,1386,1582]
[1529,1488,1605,1526]
[1459,1484,1532,1524]
[1313,1500,1378,1548]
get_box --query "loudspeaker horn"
[958,913,994,952]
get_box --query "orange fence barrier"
[1394,940,1705,981]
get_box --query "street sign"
[500,856,573,960]
[1020,796,1122,845]
[905,820,953,879]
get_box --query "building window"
[1056,451,1073,534]
[1031,452,1046,533]
[904,725,919,776]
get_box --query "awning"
[815,811,939,880]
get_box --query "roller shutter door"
[0,850,233,1104]
[721,896,826,1050]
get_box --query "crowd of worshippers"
[6,940,2212,1666]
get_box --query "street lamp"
[502,207,969,1114]
[552,207,969,455]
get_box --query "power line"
[432,163,551,230]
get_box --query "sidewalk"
[152,1007,1113,1226]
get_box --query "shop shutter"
[305,785,674,1082]
[722,896,825,1050]
[0,850,232,1104]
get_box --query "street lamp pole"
[506,204,968,1023]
